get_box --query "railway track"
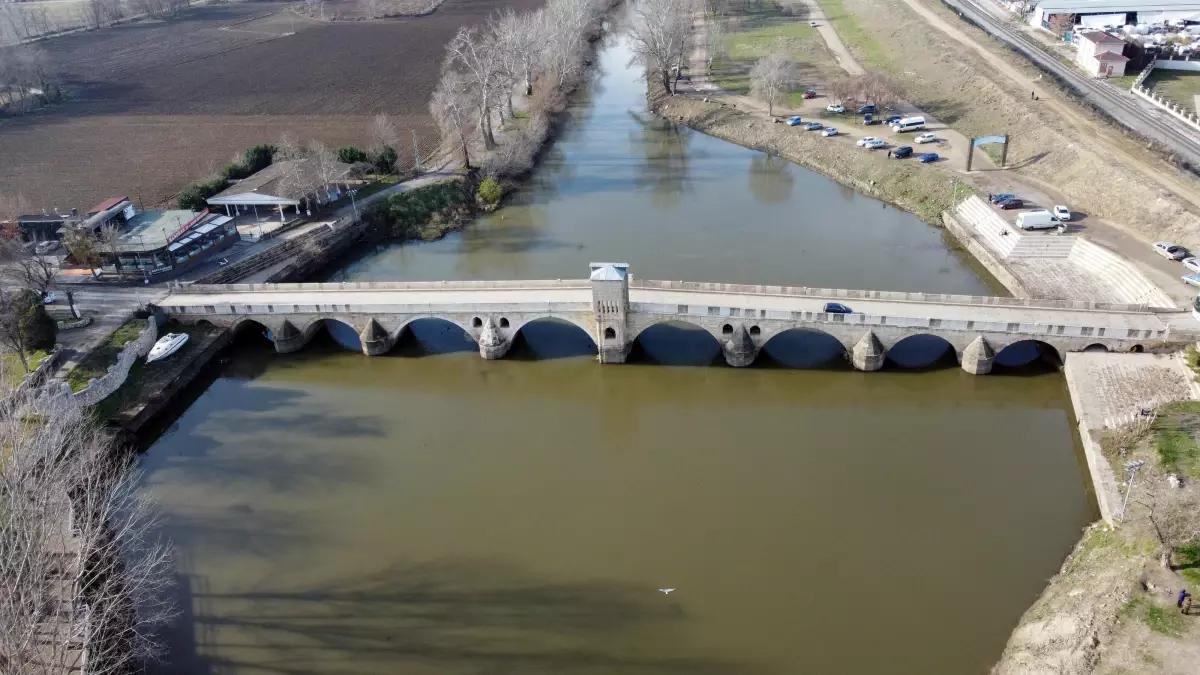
[943,0,1200,168]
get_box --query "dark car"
[885,114,902,125]
[893,145,913,159]
[823,302,853,314]
[863,114,880,125]
[997,198,1024,209]
[857,104,877,114]
[918,152,939,163]
[802,89,817,99]
[988,192,1016,204]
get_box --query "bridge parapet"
[169,279,592,293]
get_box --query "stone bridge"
[160,263,1197,375]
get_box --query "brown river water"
[141,23,1094,675]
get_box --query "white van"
[1016,209,1057,230]
[891,116,925,132]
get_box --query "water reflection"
[747,155,795,204]
[628,111,692,208]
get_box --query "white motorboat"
[146,333,189,363]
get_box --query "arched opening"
[1083,343,1108,353]
[196,319,216,330]
[1129,345,1145,353]
[721,323,733,335]
[472,316,483,328]
[499,317,510,328]
[604,327,617,340]
[749,325,761,336]
[994,340,1062,372]
[630,320,722,366]
[507,318,598,360]
[392,318,476,356]
[312,318,363,352]
[231,318,273,344]
[886,334,956,370]
[759,328,848,369]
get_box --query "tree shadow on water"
[158,559,762,675]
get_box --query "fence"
[1130,61,1200,135]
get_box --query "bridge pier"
[478,318,512,360]
[959,336,995,375]
[851,331,886,372]
[723,325,759,367]
[360,319,395,356]
[273,320,310,354]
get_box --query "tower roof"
[589,263,629,281]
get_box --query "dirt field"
[0,0,542,211]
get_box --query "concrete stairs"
[954,196,1079,260]
[1007,233,1079,259]
[1068,239,1175,309]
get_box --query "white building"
[1075,30,1131,76]
[1029,0,1200,31]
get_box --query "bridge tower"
[590,263,630,363]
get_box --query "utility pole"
[1118,459,1145,521]
[412,130,421,175]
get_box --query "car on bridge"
[823,302,853,314]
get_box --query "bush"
[364,181,470,240]
[12,289,56,350]
[337,147,369,164]
[178,177,228,211]
[476,176,504,206]
[371,146,398,174]
[243,144,276,173]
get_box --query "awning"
[206,192,300,207]
[196,223,219,234]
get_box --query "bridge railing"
[630,279,1164,313]
[169,279,593,293]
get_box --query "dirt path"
[898,0,1200,215]
[792,0,864,75]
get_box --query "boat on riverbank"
[146,333,188,363]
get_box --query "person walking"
[1031,91,1036,100]
[887,149,892,159]
[1178,589,1190,608]
[1184,595,1193,615]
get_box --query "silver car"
[1154,241,1189,260]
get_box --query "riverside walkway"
[159,263,1198,374]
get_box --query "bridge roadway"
[160,263,1199,374]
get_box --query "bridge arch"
[393,315,478,341]
[230,317,274,342]
[509,317,598,359]
[995,339,1063,368]
[630,319,723,366]
[759,327,848,369]
[306,318,363,352]
[885,334,957,370]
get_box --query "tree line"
[430,0,614,177]
[0,44,62,112]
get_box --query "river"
[141,23,1094,675]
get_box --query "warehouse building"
[1029,0,1200,31]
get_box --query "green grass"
[1143,69,1200,113]
[1109,74,1139,90]
[1151,401,1200,478]
[2,350,50,388]
[65,319,146,392]
[1178,544,1200,585]
[815,0,892,71]
[91,321,208,420]
[1120,594,1187,636]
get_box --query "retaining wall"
[70,321,158,407]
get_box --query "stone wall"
[13,346,63,397]
[71,321,158,407]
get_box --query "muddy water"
[142,25,1092,675]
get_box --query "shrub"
[178,177,228,211]
[337,147,369,164]
[243,144,276,173]
[364,181,470,240]
[476,176,504,206]
[371,146,398,174]
[12,289,56,350]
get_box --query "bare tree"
[825,74,857,104]
[628,0,696,95]
[0,237,59,296]
[749,50,794,116]
[308,141,343,204]
[495,8,544,97]
[445,24,504,149]
[369,114,399,155]
[0,380,176,674]
[0,285,32,372]
[857,71,904,110]
[63,227,102,278]
[1046,13,1074,37]
[431,70,478,169]
[706,13,728,66]
[542,0,601,88]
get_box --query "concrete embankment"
[648,90,963,224]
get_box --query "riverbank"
[647,88,963,225]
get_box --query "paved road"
[934,0,1200,169]
[162,282,1175,332]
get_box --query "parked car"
[856,136,882,147]
[809,21,818,27]
[918,152,939,163]
[997,198,1024,209]
[915,133,937,144]
[1053,205,1071,221]
[1182,273,1200,288]
[43,291,57,305]
[34,240,60,255]
[787,116,803,126]
[893,145,913,159]
[989,193,1016,204]
[803,121,823,130]
[826,103,845,113]
[1182,257,1200,274]
[823,302,853,314]
[884,114,902,125]
[1155,241,1189,260]
[802,89,817,99]
[862,114,880,125]
[857,104,876,114]
[821,127,839,137]
[1016,209,1057,230]
[863,139,886,149]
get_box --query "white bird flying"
[658,588,675,595]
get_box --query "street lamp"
[1118,459,1145,521]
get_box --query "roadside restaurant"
[96,209,238,278]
